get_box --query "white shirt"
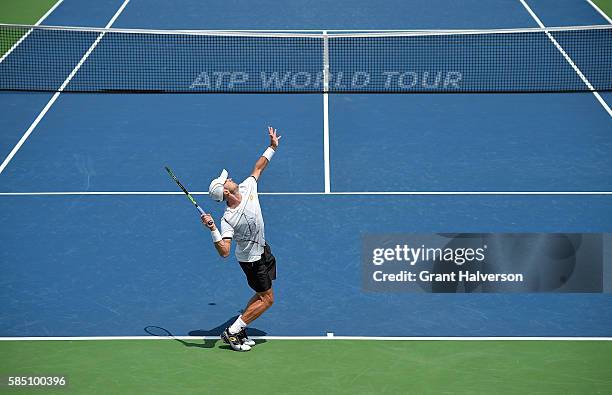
[219,176,266,262]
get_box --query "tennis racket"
[164,166,213,226]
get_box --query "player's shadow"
[144,316,267,349]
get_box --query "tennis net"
[0,23,610,93]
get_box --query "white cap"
[208,169,228,202]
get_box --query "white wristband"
[262,147,275,161]
[211,229,222,243]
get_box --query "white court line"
[0,0,131,176]
[1,191,612,196]
[586,0,612,24]
[0,0,65,64]
[323,94,330,193]
[322,31,331,193]
[0,336,610,341]
[519,0,612,117]
[2,23,609,36]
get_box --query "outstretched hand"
[268,126,281,149]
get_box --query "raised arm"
[251,126,281,181]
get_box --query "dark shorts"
[239,244,276,293]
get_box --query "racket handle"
[197,206,214,226]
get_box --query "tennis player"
[201,126,281,352]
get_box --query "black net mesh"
[0,24,610,93]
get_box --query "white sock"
[228,315,247,335]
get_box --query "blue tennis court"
[1,0,611,343]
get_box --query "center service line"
[322,30,331,193]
